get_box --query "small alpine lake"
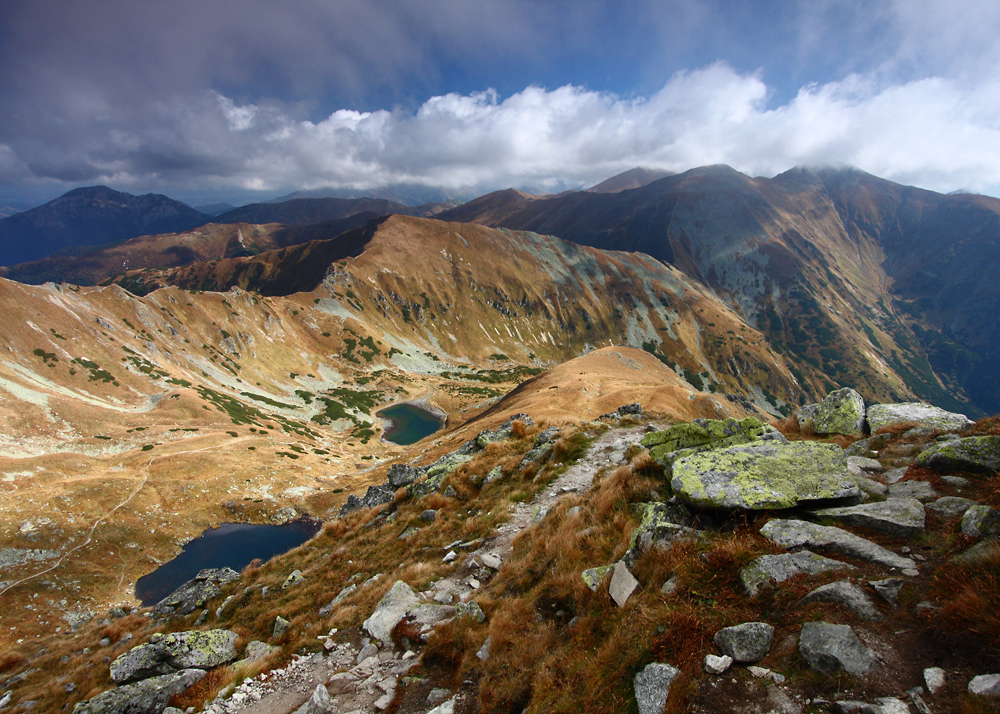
[134,517,321,606]
[378,402,444,445]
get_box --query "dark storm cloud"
[1,0,999,198]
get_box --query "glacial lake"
[379,403,444,445]
[135,518,321,606]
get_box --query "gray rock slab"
[962,505,1000,538]
[760,519,916,570]
[847,456,883,473]
[672,441,859,510]
[867,403,972,433]
[797,581,882,621]
[713,622,774,663]
[110,630,238,684]
[151,567,239,620]
[869,578,908,606]
[363,580,420,644]
[293,683,333,714]
[883,467,908,484]
[71,669,206,714]
[634,662,681,714]
[810,498,925,538]
[968,673,1000,696]
[917,436,1000,472]
[741,551,855,598]
[410,604,456,626]
[610,561,640,607]
[854,477,888,499]
[928,496,978,519]
[798,621,877,676]
[887,480,937,502]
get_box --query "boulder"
[713,622,774,663]
[798,621,877,675]
[273,616,290,639]
[671,441,859,510]
[796,581,882,621]
[151,567,239,619]
[362,485,394,509]
[641,417,780,466]
[809,498,925,538]
[519,427,561,467]
[363,580,420,644]
[338,494,364,518]
[741,551,855,598]
[633,662,681,714]
[961,505,1000,538]
[387,464,422,488]
[800,388,866,436]
[760,519,916,570]
[916,436,1000,472]
[624,501,698,564]
[927,496,978,519]
[72,669,206,714]
[968,674,1000,697]
[110,630,239,684]
[866,403,972,434]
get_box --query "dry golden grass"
[929,541,1000,661]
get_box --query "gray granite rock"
[633,662,681,714]
[704,654,733,674]
[868,578,908,606]
[610,561,640,607]
[71,669,206,714]
[968,673,1000,697]
[866,403,972,433]
[713,622,774,663]
[293,683,333,714]
[917,436,1000,472]
[741,551,855,598]
[363,581,419,644]
[150,567,239,620]
[110,630,239,684]
[962,505,1000,538]
[760,519,916,570]
[804,389,867,436]
[928,496,978,519]
[797,581,881,621]
[798,621,877,676]
[810,498,925,538]
[887,480,937,502]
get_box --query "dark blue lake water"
[135,518,321,606]
[379,403,444,445]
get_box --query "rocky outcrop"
[760,519,916,570]
[72,669,206,714]
[151,568,239,619]
[671,441,859,510]
[110,630,240,684]
[866,403,972,433]
[916,436,1000,472]
[363,581,420,644]
[624,501,698,564]
[797,388,866,436]
[798,622,877,675]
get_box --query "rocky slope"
[438,165,1000,417]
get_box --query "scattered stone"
[798,622,877,676]
[797,581,882,621]
[767,685,803,714]
[917,436,1000,472]
[810,498,925,538]
[151,568,239,620]
[923,667,945,695]
[968,674,1000,696]
[241,641,278,663]
[703,654,733,674]
[887,480,937,502]
[844,433,892,458]
[582,565,613,591]
[283,570,305,589]
[433,591,455,605]
[426,698,456,714]
[387,464,422,488]
[942,475,969,488]
[873,697,909,714]
[481,553,502,570]
[633,662,681,714]
[747,666,785,684]
[356,643,378,664]
[672,441,859,510]
[660,576,679,595]
[71,669,206,714]
[624,501,698,563]
[802,388,867,436]
[760,519,916,570]
[476,635,492,661]
[442,550,458,563]
[962,504,1000,538]
[363,581,419,644]
[883,468,908,484]
[853,477,888,499]
[456,600,486,623]
[847,456,882,473]
[866,402,972,433]
[928,496,978,519]
[420,510,437,522]
[427,688,450,706]
[293,683,332,714]
[741,551,855,598]
[713,622,774,663]
[272,616,290,639]
[609,561,640,607]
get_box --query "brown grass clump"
[928,540,1000,662]
[510,419,529,440]
[0,650,26,674]
[873,420,922,436]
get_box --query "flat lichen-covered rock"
[866,402,972,433]
[741,551,855,597]
[110,629,239,684]
[810,498,926,538]
[671,441,859,510]
[73,669,206,714]
[641,417,780,467]
[760,519,916,570]
[916,436,1000,472]
[798,388,866,436]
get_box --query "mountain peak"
[586,167,674,193]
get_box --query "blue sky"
[2,0,999,207]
